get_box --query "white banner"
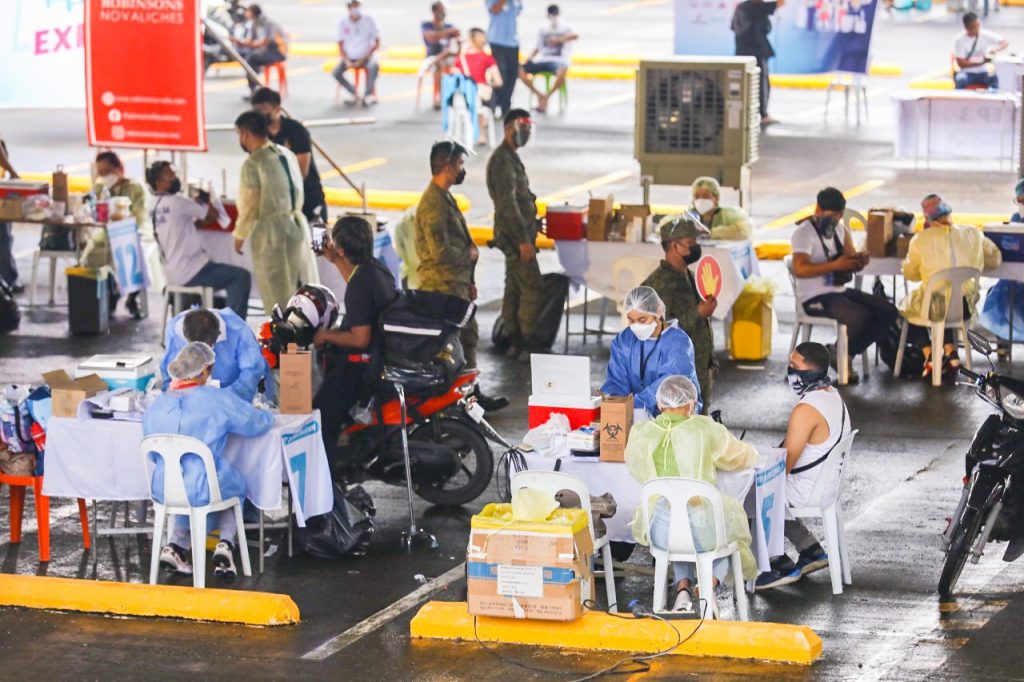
[2,0,87,108]
[106,218,149,294]
[281,412,334,526]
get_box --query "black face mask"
[787,366,830,396]
[454,169,466,185]
[168,178,182,195]
[683,243,702,265]
[514,128,531,147]
[814,215,838,240]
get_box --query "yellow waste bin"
[730,277,776,361]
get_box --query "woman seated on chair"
[143,342,273,579]
[625,376,757,614]
[601,286,703,417]
[900,194,1001,379]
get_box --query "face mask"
[350,8,361,19]
[630,321,657,341]
[683,243,702,265]
[514,127,531,147]
[98,173,118,189]
[814,215,837,239]
[787,366,830,396]
[694,198,715,215]
[454,169,466,185]
[168,178,182,195]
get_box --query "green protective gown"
[83,178,153,274]
[625,412,758,580]
[695,205,754,241]
[235,142,318,313]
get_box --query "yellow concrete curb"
[410,601,822,665]
[299,42,643,66]
[869,62,903,76]
[20,172,93,194]
[325,187,471,212]
[0,573,299,626]
[769,74,833,90]
[320,58,636,80]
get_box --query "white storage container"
[75,354,156,391]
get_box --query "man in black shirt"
[313,216,399,462]
[252,88,328,223]
[731,0,783,125]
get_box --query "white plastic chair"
[612,256,660,315]
[789,430,858,595]
[639,477,748,621]
[785,255,868,386]
[893,266,979,388]
[824,73,868,126]
[161,285,214,346]
[444,90,476,151]
[141,434,251,589]
[511,471,618,613]
[29,249,79,306]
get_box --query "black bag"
[300,483,376,559]
[491,272,569,351]
[38,225,75,251]
[0,279,20,334]
[879,319,929,377]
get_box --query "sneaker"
[754,567,802,591]
[671,588,694,613]
[363,95,378,106]
[796,545,829,576]
[159,543,193,575]
[212,541,237,579]
[345,96,360,106]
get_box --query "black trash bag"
[491,273,569,351]
[300,483,376,558]
[878,319,929,377]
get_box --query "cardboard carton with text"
[43,370,109,418]
[278,344,312,414]
[599,394,634,462]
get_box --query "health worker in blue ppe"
[979,177,1024,348]
[143,342,273,579]
[601,285,702,415]
[161,307,273,403]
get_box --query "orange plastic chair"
[263,62,288,97]
[335,66,368,104]
[1,472,90,562]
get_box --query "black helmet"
[270,284,339,349]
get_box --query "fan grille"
[643,68,725,156]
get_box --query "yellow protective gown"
[900,223,1002,322]
[235,142,318,313]
[625,412,758,580]
[696,205,754,241]
[83,178,155,277]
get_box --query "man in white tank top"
[756,341,852,591]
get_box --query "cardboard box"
[467,504,593,622]
[586,195,614,242]
[43,370,109,418]
[52,167,68,206]
[896,234,911,258]
[866,209,894,258]
[0,198,23,221]
[599,394,634,462]
[618,204,651,242]
[278,344,312,414]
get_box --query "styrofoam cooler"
[75,354,156,390]
[984,223,1024,263]
[528,395,602,430]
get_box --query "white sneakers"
[159,541,237,579]
[159,544,193,575]
[212,541,238,579]
[672,588,694,613]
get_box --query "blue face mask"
[787,366,830,395]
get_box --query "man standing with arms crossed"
[416,141,508,411]
[486,109,542,359]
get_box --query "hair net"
[623,286,665,318]
[691,176,721,199]
[655,375,698,409]
[167,342,216,380]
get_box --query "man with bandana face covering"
[791,187,898,383]
[643,213,718,413]
[756,341,851,591]
[416,141,508,411]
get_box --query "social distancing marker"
[0,573,299,626]
[410,601,822,665]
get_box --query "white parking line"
[301,562,466,661]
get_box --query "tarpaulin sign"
[84,0,206,150]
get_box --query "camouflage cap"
[658,212,710,242]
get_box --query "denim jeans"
[649,501,728,584]
[954,70,997,90]
[332,57,380,96]
[185,262,252,320]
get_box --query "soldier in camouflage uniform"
[486,108,543,357]
[415,141,508,411]
[642,214,719,413]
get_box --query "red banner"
[84,0,206,151]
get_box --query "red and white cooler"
[527,354,601,430]
[544,204,588,241]
[0,180,49,199]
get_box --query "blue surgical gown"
[142,384,274,506]
[600,322,702,415]
[979,212,1023,340]
[160,308,272,402]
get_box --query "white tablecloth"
[521,447,786,572]
[892,91,1021,165]
[995,57,1024,94]
[555,240,761,321]
[860,256,1024,282]
[42,412,333,526]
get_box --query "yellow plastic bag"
[730,277,776,361]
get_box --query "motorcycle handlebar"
[959,367,981,383]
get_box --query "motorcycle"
[939,329,1024,597]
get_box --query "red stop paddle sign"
[694,255,723,301]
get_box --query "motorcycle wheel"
[938,507,983,598]
[410,418,494,506]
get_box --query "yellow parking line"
[583,92,634,112]
[599,0,669,16]
[539,169,634,205]
[762,179,885,231]
[322,157,388,179]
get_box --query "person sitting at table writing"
[161,308,272,403]
[689,176,754,241]
[601,286,702,417]
[143,342,273,579]
[626,376,757,613]
[756,342,847,591]
[901,194,1001,379]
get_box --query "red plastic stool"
[2,473,90,562]
[263,62,288,97]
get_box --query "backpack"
[0,278,20,334]
[0,386,37,456]
[878,319,929,377]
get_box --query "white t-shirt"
[790,218,850,304]
[336,15,379,61]
[152,194,210,285]
[536,25,574,68]
[953,29,1004,74]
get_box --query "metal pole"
[202,20,367,201]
